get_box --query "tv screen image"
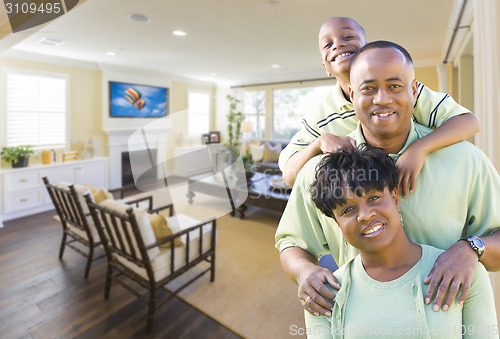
[109,81,168,118]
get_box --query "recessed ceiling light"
[172,30,187,36]
[128,14,151,23]
[37,37,65,47]
[210,73,217,77]
[105,51,116,56]
[271,64,280,68]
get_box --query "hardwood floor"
[0,209,242,339]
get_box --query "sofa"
[249,140,288,175]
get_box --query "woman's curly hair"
[309,145,398,218]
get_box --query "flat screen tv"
[109,81,168,118]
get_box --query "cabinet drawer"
[4,171,40,192]
[4,190,43,213]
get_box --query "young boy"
[279,17,480,196]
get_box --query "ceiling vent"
[38,37,65,47]
[128,14,151,23]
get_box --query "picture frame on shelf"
[209,131,220,144]
[202,134,210,144]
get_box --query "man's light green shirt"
[275,121,500,266]
[278,82,470,171]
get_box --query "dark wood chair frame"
[43,177,152,279]
[85,194,216,332]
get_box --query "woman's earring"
[400,212,405,227]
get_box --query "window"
[242,90,265,139]
[187,90,210,136]
[3,69,69,148]
[272,85,332,140]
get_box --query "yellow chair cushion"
[85,184,114,203]
[262,143,280,162]
[148,214,183,248]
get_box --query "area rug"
[132,185,306,339]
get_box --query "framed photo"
[109,81,168,118]
[202,133,210,144]
[209,131,220,144]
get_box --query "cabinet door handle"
[20,198,28,202]
[19,179,27,183]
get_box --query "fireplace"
[121,149,158,188]
[121,151,134,187]
[105,128,168,189]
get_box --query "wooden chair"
[85,195,216,332]
[43,177,151,278]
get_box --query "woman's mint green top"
[304,245,498,339]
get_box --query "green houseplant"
[226,95,245,149]
[1,145,34,168]
[226,95,256,181]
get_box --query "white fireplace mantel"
[105,125,169,189]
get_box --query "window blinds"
[6,72,68,148]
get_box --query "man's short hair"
[350,40,413,71]
[309,146,398,218]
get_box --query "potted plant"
[225,95,257,181]
[1,145,35,168]
[226,95,245,149]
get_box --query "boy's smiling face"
[318,17,367,78]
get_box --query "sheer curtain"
[473,0,500,325]
[473,0,500,170]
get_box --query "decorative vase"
[85,138,96,158]
[12,156,29,168]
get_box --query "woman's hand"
[396,142,428,198]
[297,264,340,317]
[317,134,356,154]
[424,240,478,311]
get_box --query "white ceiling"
[0,0,458,86]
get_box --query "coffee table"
[186,172,290,218]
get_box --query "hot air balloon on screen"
[135,98,146,110]
[125,88,140,104]
[124,88,146,110]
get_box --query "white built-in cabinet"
[0,157,109,226]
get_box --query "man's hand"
[282,134,356,186]
[297,264,340,317]
[280,247,340,316]
[318,134,356,154]
[396,142,427,198]
[423,240,478,311]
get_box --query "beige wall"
[167,82,216,171]
[0,57,104,164]
[414,65,439,92]
[0,59,440,161]
[0,58,217,169]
